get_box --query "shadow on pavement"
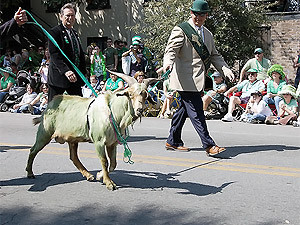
[128,135,167,142]
[1,170,234,196]
[214,145,300,159]
[1,205,226,225]
[188,145,299,159]
[114,170,234,196]
[0,145,31,153]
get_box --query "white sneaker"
[222,113,234,122]
[239,113,247,122]
[293,121,300,127]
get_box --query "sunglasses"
[193,11,207,17]
[254,52,262,55]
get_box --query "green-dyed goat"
[26,72,151,190]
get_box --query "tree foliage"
[131,0,270,71]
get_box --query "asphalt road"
[1,112,300,225]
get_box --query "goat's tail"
[32,117,42,126]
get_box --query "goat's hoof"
[86,175,95,181]
[106,181,117,191]
[27,174,35,179]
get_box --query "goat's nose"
[137,108,143,114]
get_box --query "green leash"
[148,69,171,93]
[25,10,98,97]
[108,105,134,164]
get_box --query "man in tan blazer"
[163,0,235,156]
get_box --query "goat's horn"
[143,78,159,88]
[106,69,136,86]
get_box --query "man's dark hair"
[114,39,122,47]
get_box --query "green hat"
[132,36,142,43]
[190,0,211,13]
[278,85,297,99]
[254,48,263,54]
[0,66,16,77]
[247,68,258,73]
[267,64,285,80]
[211,72,222,77]
[132,40,140,45]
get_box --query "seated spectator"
[266,84,298,125]
[222,68,265,122]
[277,85,298,124]
[28,44,43,71]
[10,62,19,76]
[11,48,22,68]
[133,70,160,85]
[241,91,273,123]
[103,73,124,93]
[160,78,176,119]
[99,80,105,92]
[18,49,31,71]
[82,75,101,98]
[28,83,48,115]
[238,48,271,83]
[263,64,286,114]
[202,72,227,111]
[11,83,37,113]
[0,67,16,103]
[2,49,13,67]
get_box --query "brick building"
[267,13,300,81]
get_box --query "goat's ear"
[116,90,130,97]
[146,92,156,105]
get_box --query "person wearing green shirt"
[103,38,118,71]
[0,67,16,103]
[263,64,286,114]
[222,68,265,122]
[239,48,271,83]
[103,73,124,93]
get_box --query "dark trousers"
[48,84,83,103]
[295,68,300,89]
[167,91,215,149]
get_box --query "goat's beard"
[131,113,143,124]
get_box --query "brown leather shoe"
[206,145,226,156]
[165,143,190,151]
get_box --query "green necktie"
[70,30,80,66]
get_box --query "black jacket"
[0,18,19,39]
[48,24,86,88]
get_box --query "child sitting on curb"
[241,91,273,124]
[266,85,298,125]
[202,72,227,111]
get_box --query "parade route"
[1,112,300,225]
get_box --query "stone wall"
[268,14,300,81]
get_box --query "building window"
[86,0,111,10]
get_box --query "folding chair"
[142,88,162,117]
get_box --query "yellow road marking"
[1,142,300,177]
